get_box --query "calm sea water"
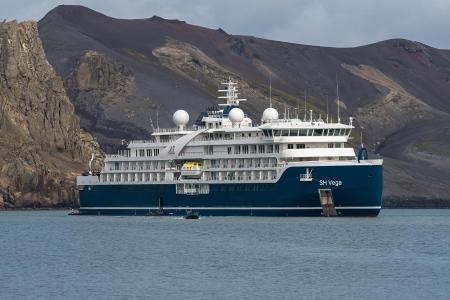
[1,210,449,300]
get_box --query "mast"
[269,74,272,108]
[304,89,307,121]
[218,76,246,106]
[336,74,340,124]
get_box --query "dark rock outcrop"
[0,21,103,208]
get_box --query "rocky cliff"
[0,20,102,208]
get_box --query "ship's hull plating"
[78,164,383,216]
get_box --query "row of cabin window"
[287,144,306,149]
[224,144,280,155]
[136,149,160,157]
[287,143,342,150]
[262,128,351,137]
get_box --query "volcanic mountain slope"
[38,5,450,204]
[0,20,103,208]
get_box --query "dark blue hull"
[79,164,383,217]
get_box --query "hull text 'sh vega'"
[77,78,383,216]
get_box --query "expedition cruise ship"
[76,78,383,216]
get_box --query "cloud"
[1,0,450,49]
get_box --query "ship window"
[147,149,151,156]
[267,145,274,153]
[289,129,298,136]
[288,144,294,149]
[298,129,308,136]
[154,149,159,156]
[275,144,279,153]
[313,129,323,136]
[282,130,289,136]
[273,130,281,136]
[227,147,232,154]
[259,145,265,153]
[114,162,119,170]
[139,149,145,157]
[335,143,342,148]
[243,145,249,154]
[328,143,334,148]
[296,144,305,149]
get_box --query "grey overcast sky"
[2,0,450,49]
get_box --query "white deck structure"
[87,78,366,188]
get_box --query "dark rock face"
[0,21,103,208]
[37,5,450,205]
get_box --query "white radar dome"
[228,108,245,123]
[172,110,189,126]
[262,107,279,121]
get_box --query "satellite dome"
[172,110,189,126]
[228,108,245,123]
[262,107,279,121]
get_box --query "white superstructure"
[95,78,357,187]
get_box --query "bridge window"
[282,130,289,136]
[313,129,323,136]
[289,129,298,136]
[273,130,281,136]
[299,129,308,136]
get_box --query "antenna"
[336,73,340,123]
[326,95,329,123]
[156,105,160,130]
[360,126,364,148]
[304,89,307,121]
[88,144,95,175]
[284,104,287,119]
[269,74,272,108]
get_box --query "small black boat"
[184,209,199,219]
[68,209,81,216]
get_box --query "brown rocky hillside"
[0,20,103,208]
